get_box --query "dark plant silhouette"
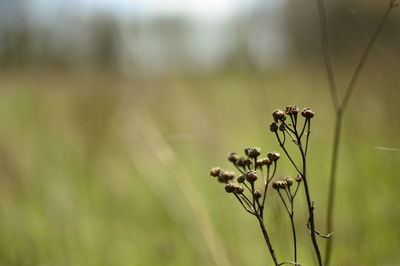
[209,106,330,266]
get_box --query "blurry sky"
[30,0,284,21]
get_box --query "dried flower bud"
[295,174,302,182]
[254,190,262,199]
[245,147,261,158]
[219,170,235,183]
[279,123,286,132]
[210,167,221,177]
[237,174,246,183]
[227,152,239,163]
[272,181,280,190]
[225,184,235,193]
[286,105,299,116]
[284,176,294,187]
[245,170,258,183]
[279,181,288,189]
[301,107,315,119]
[234,185,244,194]
[236,157,246,167]
[262,158,272,166]
[256,159,263,168]
[267,152,280,162]
[270,122,279,132]
[272,109,286,122]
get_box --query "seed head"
[295,174,302,182]
[272,109,286,122]
[210,167,221,177]
[227,152,239,163]
[286,105,299,116]
[272,181,280,190]
[279,123,286,132]
[245,147,261,159]
[256,159,263,168]
[234,185,244,194]
[237,174,246,183]
[254,190,262,199]
[236,157,251,168]
[245,170,258,183]
[301,107,315,119]
[225,184,236,193]
[284,176,294,187]
[218,170,235,183]
[262,158,272,166]
[267,152,280,162]
[270,122,279,132]
[279,181,288,189]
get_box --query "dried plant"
[209,106,331,266]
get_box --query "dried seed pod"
[301,107,315,119]
[286,105,299,116]
[270,122,279,132]
[272,181,280,190]
[234,185,244,194]
[245,170,258,183]
[227,152,240,163]
[245,147,261,159]
[254,190,262,199]
[262,158,272,166]
[267,152,280,162]
[279,123,286,132]
[295,174,302,182]
[284,176,294,187]
[256,159,264,168]
[272,109,286,122]
[237,174,246,183]
[236,157,247,167]
[210,167,221,177]
[219,170,235,183]
[225,184,236,193]
[279,181,288,189]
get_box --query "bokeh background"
[0,0,399,265]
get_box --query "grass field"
[0,66,399,266]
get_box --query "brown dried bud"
[225,184,235,193]
[272,181,280,190]
[301,107,315,119]
[218,170,235,183]
[245,147,261,158]
[254,190,262,199]
[279,123,286,132]
[272,109,286,122]
[210,167,221,177]
[236,157,247,167]
[234,185,244,194]
[227,152,239,163]
[237,174,246,183]
[256,159,263,168]
[284,176,294,187]
[267,152,280,162]
[270,122,279,132]
[262,158,272,166]
[245,170,258,183]
[286,105,299,116]
[295,174,302,182]
[279,181,288,189]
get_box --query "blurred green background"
[0,0,399,265]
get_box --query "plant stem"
[299,143,323,266]
[323,3,396,265]
[289,214,297,263]
[257,216,280,266]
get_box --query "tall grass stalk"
[120,107,232,266]
[314,1,398,265]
